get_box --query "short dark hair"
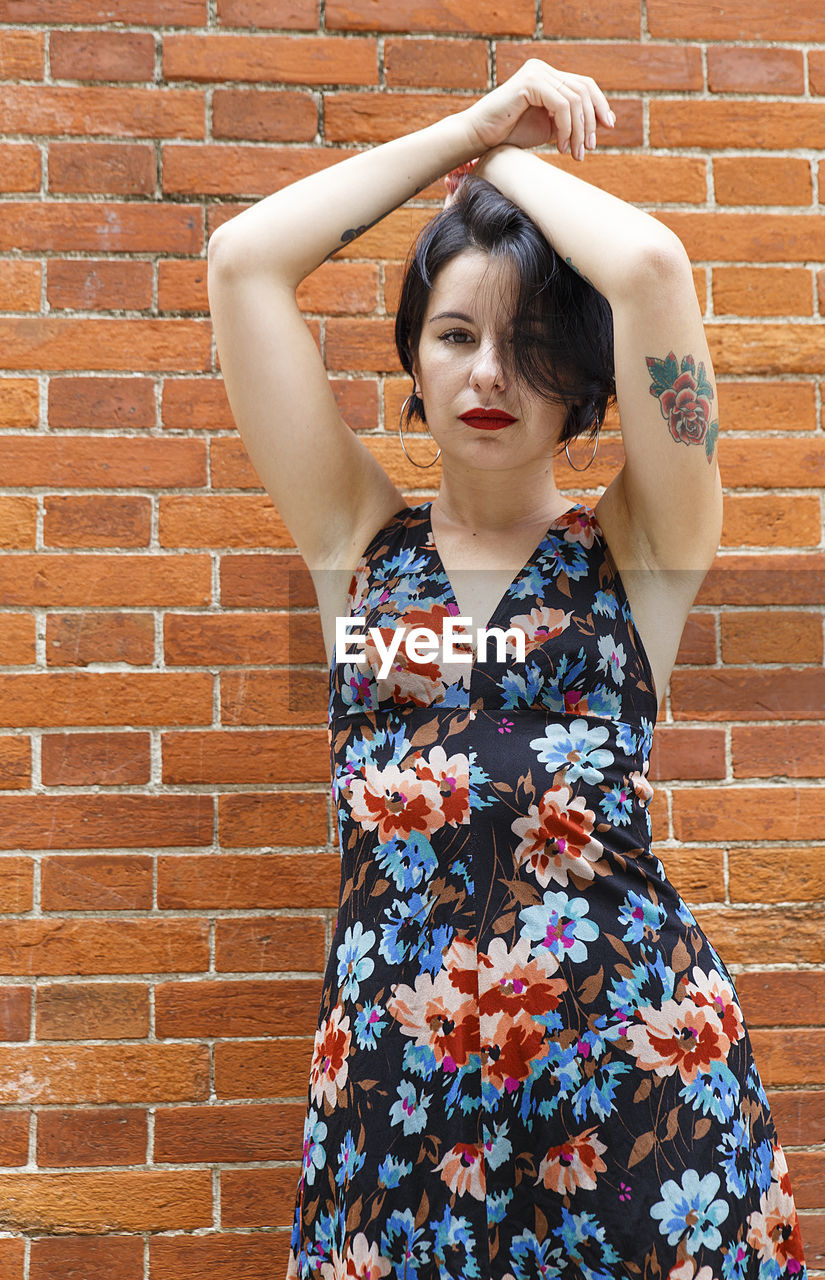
[394,175,616,453]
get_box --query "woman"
[208,60,807,1280]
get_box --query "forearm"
[474,145,691,303]
[208,110,479,287]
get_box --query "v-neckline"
[423,500,583,651]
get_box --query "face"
[411,249,566,467]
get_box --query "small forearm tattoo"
[565,256,595,287]
[646,350,718,464]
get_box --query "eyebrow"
[428,311,474,324]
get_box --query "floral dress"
[286,501,807,1280]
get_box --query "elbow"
[207,222,239,282]
[628,233,694,296]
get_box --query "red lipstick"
[459,408,517,431]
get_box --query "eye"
[439,328,474,344]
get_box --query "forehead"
[424,248,518,322]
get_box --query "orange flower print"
[536,1126,608,1193]
[435,1141,486,1199]
[319,1231,392,1279]
[415,745,470,827]
[511,784,604,887]
[687,966,744,1049]
[386,935,480,1072]
[309,1004,352,1110]
[478,936,567,1094]
[625,997,731,1085]
[507,605,573,657]
[349,762,444,842]
[629,761,654,807]
[747,1144,806,1274]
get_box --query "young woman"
[208,59,807,1280]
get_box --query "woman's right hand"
[463,59,614,163]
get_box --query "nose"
[469,337,506,395]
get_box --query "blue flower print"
[618,890,667,944]
[616,721,637,754]
[600,782,634,826]
[300,1107,327,1187]
[680,1060,740,1124]
[501,661,545,711]
[379,891,430,965]
[339,663,375,710]
[555,1208,621,1280]
[482,1118,513,1170]
[336,921,375,1002]
[593,588,619,618]
[335,1129,365,1186]
[376,831,438,892]
[377,1154,412,1188]
[381,1208,431,1279]
[510,1228,564,1280]
[354,1000,386,1050]
[389,1079,431,1135]
[487,1188,513,1224]
[547,539,590,581]
[519,889,599,964]
[529,718,614,785]
[717,1112,753,1198]
[596,632,627,686]
[651,1169,730,1254]
[430,1204,480,1280]
[721,1240,752,1280]
[587,684,623,720]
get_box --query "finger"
[580,73,615,128]
[555,83,587,160]
[534,79,572,154]
[552,75,598,155]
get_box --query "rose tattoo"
[646,351,718,464]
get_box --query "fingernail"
[576,143,585,161]
[587,132,596,150]
[609,110,616,126]
[561,138,570,154]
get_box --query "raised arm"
[473,133,724,574]
[206,60,615,571]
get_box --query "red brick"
[162,730,327,784]
[220,793,328,848]
[212,88,317,141]
[222,1166,297,1227]
[323,90,465,144]
[157,259,206,312]
[325,316,399,371]
[0,317,210,373]
[0,437,205,488]
[159,494,284,548]
[714,158,812,207]
[0,1044,209,1105]
[0,919,208,975]
[748,1029,825,1086]
[658,848,725,904]
[708,328,825,378]
[37,983,149,1040]
[542,0,639,37]
[0,1170,211,1233]
[497,41,702,90]
[718,381,815,431]
[155,1101,303,1162]
[46,614,155,667]
[41,733,151,787]
[156,979,321,1038]
[0,986,30,1041]
[672,667,825,722]
[652,101,825,151]
[215,916,327,972]
[47,259,153,310]
[0,0,204,19]
[150,1234,290,1280]
[0,556,210,606]
[707,46,804,94]
[164,612,323,665]
[0,859,33,913]
[0,1112,28,1167]
[649,727,725,781]
[49,141,155,196]
[0,143,40,193]
[0,30,43,80]
[540,153,707,205]
[210,436,265,488]
[812,52,825,96]
[737,972,825,1027]
[44,496,152,548]
[163,33,377,85]
[0,260,40,312]
[700,554,825,604]
[0,795,212,850]
[729,847,825,904]
[0,203,201,255]
[673,787,825,843]
[648,0,825,39]
[0,86,203,139]
[723,612,822,663]
[219,555,316,609]
[386,37,489,89]
[329,0,534,33]
[42,855,153,912]
[158,853,339,909]
[163,142,357,197]
[217,0,318,26]
[0,736,31,790]
[298,260,378,314]
[31,1235,144,1280]
[713,266,812,317]
[696,907,825,966]
[0,378,38,427]
[785,1152,825,1211]
[162,376,234,429]
[220,669,328,725]
[214,1038,312,1099]
[768,1090,825,1146]
[0,497,36,550]
[49,31,155,83]
[49,376,156,429]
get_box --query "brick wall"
[0,1,823,1276]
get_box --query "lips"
[459,409,517,431]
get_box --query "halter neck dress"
[286,500,807,1280]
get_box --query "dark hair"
[394,175,616,453]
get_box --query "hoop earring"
[398,395,441,469]
[564,425,600,472]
